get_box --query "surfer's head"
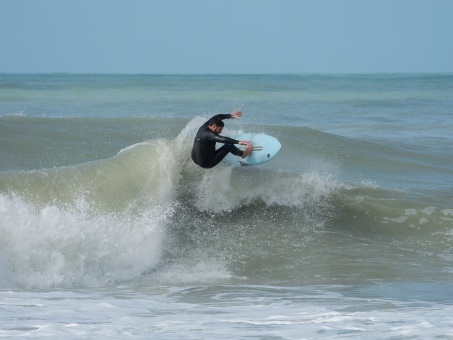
[208,118,224,134]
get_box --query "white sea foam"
[189,169,343,213]
[1,285,452,339]
[0,194,169,289]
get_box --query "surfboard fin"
[238,161,250,166]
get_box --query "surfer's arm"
[209,113,234,122]
[200,114,234,130]
[207,133,240,144]
[209,110,242,122]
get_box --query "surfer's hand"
[231,110,242,119]
[238,140,251,146]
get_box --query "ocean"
[0,73,452,338]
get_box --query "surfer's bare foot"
[241,143,253,158]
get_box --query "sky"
[1,0,453,74]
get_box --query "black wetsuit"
[191,114,243,168]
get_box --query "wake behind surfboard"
[223,133,281,166]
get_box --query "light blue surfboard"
[223,133,281,166]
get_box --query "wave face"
[1,116,452,289]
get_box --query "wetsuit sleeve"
[211,114,232,121]
[203,114,232,127]
[206,134,239,144]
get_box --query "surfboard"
[223,133,281,166]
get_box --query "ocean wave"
[1,117,452,289]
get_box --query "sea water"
[0,74,452,338]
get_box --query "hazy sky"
[1,0,453,74]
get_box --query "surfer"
[191,110,253,169]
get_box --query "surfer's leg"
[206,144,243,168]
